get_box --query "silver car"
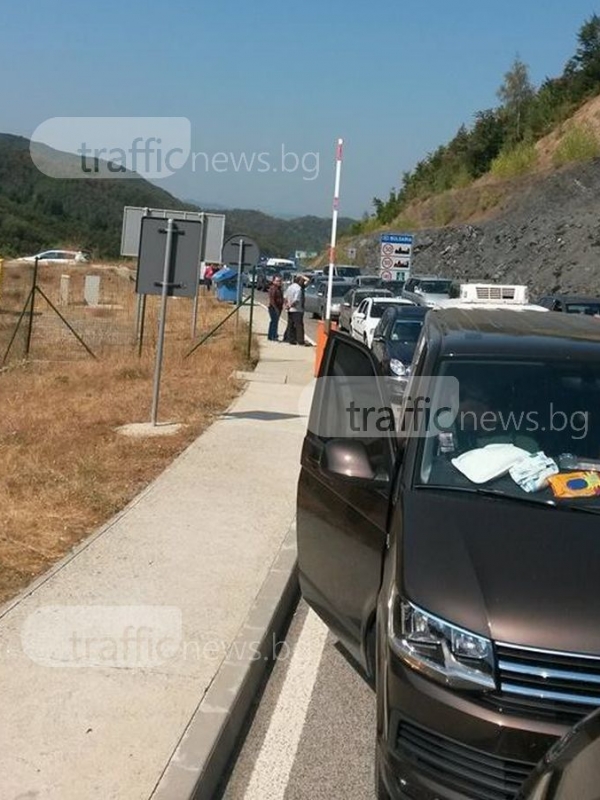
[401,275,454,307]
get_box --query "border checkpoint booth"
[213,267,242,304]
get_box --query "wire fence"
[0,260,237,366]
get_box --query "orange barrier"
[314,319,337,377]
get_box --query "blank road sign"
[221,235,260,269]
[121,206,225,263]
[136,217,202,298]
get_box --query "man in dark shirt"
[267,276,284,341]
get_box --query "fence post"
[59,275,71,306]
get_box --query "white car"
[351,297,415,347]
[17,249,90,265]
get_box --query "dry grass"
[0,281,259,605]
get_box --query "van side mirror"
[321,440,389,486]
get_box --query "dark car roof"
[426,308,600,359]
[383,305,428,320]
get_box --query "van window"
[415,358,600,502]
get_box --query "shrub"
[553,124,600,165]
[490,142,538,178]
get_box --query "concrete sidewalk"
[0,304,315,800]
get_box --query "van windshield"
[335,267,361,277]
[390,319,423,341]
[412,358,600,506]
[417,280,452,294]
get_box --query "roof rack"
[459,283,529,304]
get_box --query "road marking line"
[242,609,328,799]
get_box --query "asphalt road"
[218,600,377,800]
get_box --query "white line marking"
[242,609,328,799]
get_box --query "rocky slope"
[350,158,600,297]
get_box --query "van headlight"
[388,590,495,690]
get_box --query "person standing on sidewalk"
[267,275,284,341]
[285,275,311,346]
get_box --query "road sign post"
[235,238,244,334]
[135,216,202,424]
[151,219,176,426]
[221,234,260,335]
[247,265,257,360]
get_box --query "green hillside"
[355,13,600,233]
[0,134,355,259]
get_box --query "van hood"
[401,490,600,654]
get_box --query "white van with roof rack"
[433,283,548,312]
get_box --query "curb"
[149,522,300,800]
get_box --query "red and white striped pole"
[325,138,344,328]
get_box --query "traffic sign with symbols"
[380,232,413,273]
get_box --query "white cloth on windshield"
[451,444,530,484]
[509,452,558,492]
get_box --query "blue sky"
[1,0,598,217]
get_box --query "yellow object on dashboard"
[548,471,600,498]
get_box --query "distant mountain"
[0,134,356,259]
[0,134,192,258]
[183,199,356,253]
[215,208,356,257]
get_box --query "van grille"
[494,642,600,723]
[396,719,535,800]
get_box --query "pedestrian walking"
[204,264,215,292]
[267,275,284,341]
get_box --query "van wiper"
[417,484,600,514]
[416,484,600,514]
[417,484,555,507]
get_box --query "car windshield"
[390,319,423,341]
[336,267,361,277]
[413,358,600,507]
[416,280,452,294]
[566,303,600,315]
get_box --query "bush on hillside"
[553,124,600,165]
[490,142,538,178]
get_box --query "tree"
[564,14,600,98]
[497,55,535,143]
[465,109,507,176]
[568,14,600,72]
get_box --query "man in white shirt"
[284,276,309,345]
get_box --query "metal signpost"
[221,234,260,335]
[122,205,226,346]
[151,219,176,426]
[136,216,202,425]
[380,233,413,283]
